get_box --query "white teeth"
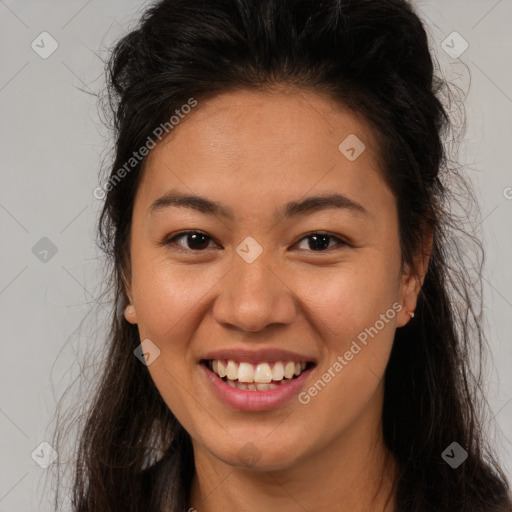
[226,360,238,380]
[254,363,272,383]
[272,362,284,381]
[284,362,295,379]
[238,362,254,383]
[209,359,310,384]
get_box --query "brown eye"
[295,232,348,252]
[165,231,216,251]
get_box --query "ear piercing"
[408,311,415,318]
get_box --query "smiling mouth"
[202,359,315,391]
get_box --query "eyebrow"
[149,189,368,220]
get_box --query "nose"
[212,252,298,333]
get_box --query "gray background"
[0,0,511,510]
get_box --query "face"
[124,87,422,471]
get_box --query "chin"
[199,433,309,472]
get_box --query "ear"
[120,263,138,325]
[124,304,138,324]
[396,225,434,328]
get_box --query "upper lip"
[201,348,316,365]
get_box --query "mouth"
[201,359,316,391]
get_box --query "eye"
[294,232,348,252]
[162,230,349,253]
[163,230,217,252]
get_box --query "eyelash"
[162,230,349,253]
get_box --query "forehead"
[136,87,392,219]
[153,87,378,165]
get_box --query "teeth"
[226,360,238,380]
[272,362,284,381]
[284,362,295,379]
[254,363,272,383]
[238,362,254,383]
[209,359,310,383]
[224,379,285,391]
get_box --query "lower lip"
[199,363,313,412]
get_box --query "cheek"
[290,260,399,407]
[129,258,215,431]
[130,252,207,334]
[296,293,397,437]
[291,256,401,343]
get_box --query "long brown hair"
[54,0,512,510]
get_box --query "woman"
[63,0,512,510]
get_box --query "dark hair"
[60,0,512,510]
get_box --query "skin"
[124,86,430,511]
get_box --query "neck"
[188,383,398,512]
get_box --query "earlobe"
[396,269,421,328]
[120,264,137,324]
[397,227,433,328]
[124,304,138,324]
